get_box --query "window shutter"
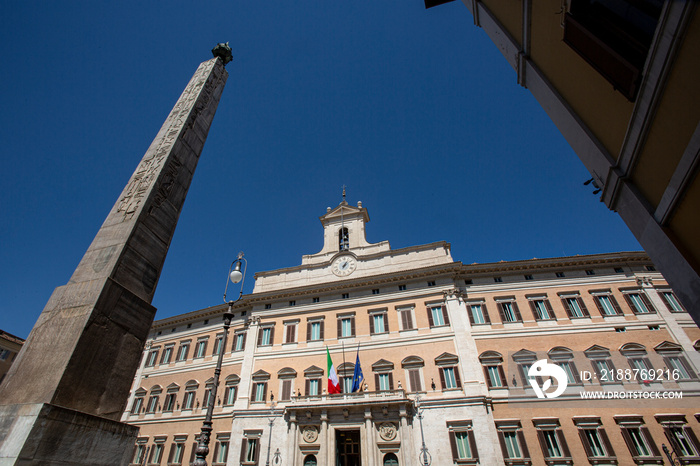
[593,296,606,316]
[528,300,538,320]
[305,379,310,396]
[536,430,548,458]
[483,367,493,388]
[306,322,311,341]
[578,429,593,459]
[369,315,375,334]
[286,325,293,343]
[512,302,522,321]
[257,328,264,346]
[388,373,394,390]
[454,367,462,388]
[383,313,389,333]
[337,319,342,338]
[240,333,246,350]
[623,294,636,313]
[497,432,510,459]
[212,443,219,463]
[191,442,198,463]
[268,327,275,345]
[639,293,656,313]
[350,316,355,336]
[168,444,175,463]
[641,427,661,457]
[561,298,573,318]
[599,429,615,457]
[239,439,247,463]
[467,306,475,325]
[319,321,324,340]
[409,369,421,392]
[262,382,267,402]
[254,438,261,463]
[442,305,450,326]
[683,427,700,455]
[619,428,637,457]
[374,374,380,391]
[281,380,291,401]
[426,307,434,327]
[468,430,479,460]
[439,368,446,389]
[610,295,623,315]
[518,430,530,458]
[544,299,554,319]
[577,297,590,317]
[497,303,507,322]
[570,361,581,384]
[448,431,459,460]
[498,365,508,387]
[400,310,409,329]
[482,304,491,324]
[557,430,571,457]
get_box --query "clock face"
[332,255,357,277]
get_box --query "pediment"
[512,349,537,362]
[225,374,240,384]
[166,382,180,391]
[619,342,647,356]
[478,351,503,364]
[321,202,369,224]
[401,356,425,368]
[252,369,271,380]
[185,379,199,388]
[371,359,394,371]
[654,341,682,354]
[435,352,459,366]
[584,345,610,358]
[304,365,324,377]
[548,347,573,360]
[278,367,298,378]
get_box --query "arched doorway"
[303,454,317,466]
[383,452,399,465]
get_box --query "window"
[162,392,177,412]
[160,345,173,365]
[240,434,260,465]
[131,392,145,414]
[133,441,148,464]
[548,347,581,385]
[427,281,436,287]
[646,266,656,272]
[512,349,538,388]
[194,339,208,358]
[232,332,246,352]
[339,227,349,251]
[149,442,164,465]
[494,277,502,283]
[145,348,159,367]
[213,335,224,355]
[397,307,414,330]
[592,292,622,316]
[337,314,355,338]
[306,378,320,396]
[573,417,616,461]
[436,353,461,390]
[585,269,595,275]
[398,284,406,291]
[257,326,274,347]
[265,303,271,310]
[369,310,388,335]
[168,440,186,465]
[202,381,214,409]
[224,375,239,405]
[527,297,554,321]
[467,302,491,325]
[312,297,320,303]
[213,438,229,464]
[448,422,479,464]
[479,351,508,388]
[376,373,393,391]
[371,359,394,391]
[533,419,572,463]
[615,267,624,273]
[253,382,267,402]
[556,272,565,278]
[176,342,190,361]
[402,356,425,392]
[427,304,450,327]
[289,300,295,306]
[563,0,663,101]
[623,291,655,314]
[615,415,662,461]
[585,345,617,383]
[496,421,530,462]
[146,387,161,413]
[342,293,349,299]
[278,367,296,401]
[182,380,198,410]
[655,341,698,380]
[284,322,298,344]
[659,290,685,313]
[307,319,324,341]
[524,274,533,280]
[560,294,590,318]
[657,416,700,460]
[372,289,380,295]
[620,343,655,383]
[496,298,522,323]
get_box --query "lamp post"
[414,395,432,466]
[191,253,247,466]
[265,401,278,466]
[662,443,683,466]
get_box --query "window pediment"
[252,370,271,381]
[371,359,394,372]
[479,351,503,365]
[435,352,458,366]
[304,365,324,377]
[548,347,574,361]
[584,345,611,359]
[401,356,424,368]
[278,367,298,379]
[654,340,683,354]
[512,349,537,363]
[619,342,647,357]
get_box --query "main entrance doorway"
[336,430,361,466]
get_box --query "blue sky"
[0,1,640,338]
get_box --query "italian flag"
[327,347,341,394]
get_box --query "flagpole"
[342,341,347,392]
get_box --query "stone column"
[319,410,328,466]
[364,408,375,466]
[234,317,261,410]
[0,51,229,465]
[287,411,298,466]
[399,406,411,466]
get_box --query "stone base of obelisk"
[0,403,137,465]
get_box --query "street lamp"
[191,253,247,466]
[265,401,277,466]
[414,395,432,466]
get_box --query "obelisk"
[0,44,232,465]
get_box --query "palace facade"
[123,201,700,465]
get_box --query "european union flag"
[351,346,364,392]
